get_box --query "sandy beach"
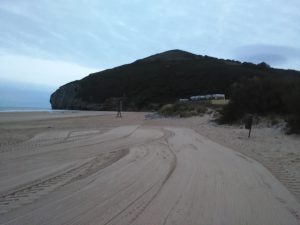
[0,111,299,225]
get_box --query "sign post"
[116,99,122,118]
[245,115,253,138]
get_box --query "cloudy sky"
[0,0,300,106]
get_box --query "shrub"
[159,103,207,117]
[218,77,300,133]
[284,82,300,133]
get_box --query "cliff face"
[50,81,111,110]
[50,81,82,109]
[50,49,300,111]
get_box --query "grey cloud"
[234,44,300,66]
[1,0,300,72]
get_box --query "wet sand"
[0,111,299,225]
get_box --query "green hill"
[50,49,300,111]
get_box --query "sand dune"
[0,111,299,225]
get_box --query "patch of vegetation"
[217,76,300,134]
[285,84,300,134]
[159,103,207,117]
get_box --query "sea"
[0,106,53,112]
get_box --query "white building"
[190,94,225,101]
[179,98,189,102]
[212,94,225,100]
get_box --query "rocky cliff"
[50,81,79,109]
[50,80,119,110]
[50,81,100,110]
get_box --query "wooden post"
[245,115,253,138]
[116,99,122,118]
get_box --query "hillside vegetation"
[74,50,299,108]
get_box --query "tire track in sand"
[0,149,128,215]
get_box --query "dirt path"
[0,112,299,224]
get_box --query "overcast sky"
[1,0,300,88]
